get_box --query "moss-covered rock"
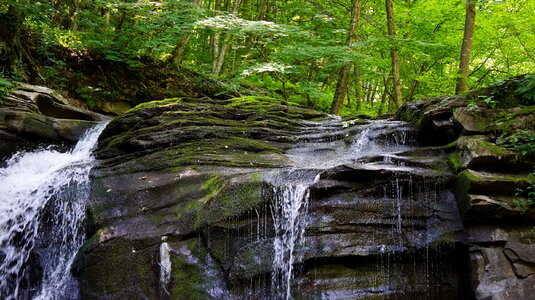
[455,169,532,219]
[77,237,160,299]
[453,135,528,172]
[393,76,535,300]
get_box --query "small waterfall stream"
[0,123,107,300]
[267,119,419,299]
[268,171,320,300]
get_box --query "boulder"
[467,226,535,300]
[0,84,108,159]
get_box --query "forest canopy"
[1,0,534,115]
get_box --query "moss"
[200,174,227,203]
[82,238,156,297]
[128,97,182,112]
[429,232,455,249]
[455,170,476,214]
[161,138,286,169]
[92,178,111,197]
[196,172,265,227]
[170,254,208,299]
[449,152,461,173]
[477,140,510,155]
[491,105,535,133]
[225,96,281,109]
[228,136,283,153]
[151,215,164,224]
[138,264,149,276]
[217,172,264,219]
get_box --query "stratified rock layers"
[398,82,535,300]
[78,96,473,299]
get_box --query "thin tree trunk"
[170,33,192,65]
[455,0,476,95]
[168,0,201,65]
[213,0,240,75]
[385,0,403,108]
[406,64,426,102]
[368,79,379,108]
[330,0,362,115]
[354,65,362,109]
[378,76,392,115]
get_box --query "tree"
[330,0,362,115]
[212,0,241,75]
[167,0,202,65]
[385,0,403,108]
[456,0,476,94]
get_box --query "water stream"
[0,123,107,300]
[268,170,320,300]
[268,119,418,299]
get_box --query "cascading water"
[266,119,419,299]
[269,171,319,300]
[0,122,107,300]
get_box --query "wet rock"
[467,226,535,300]
[0,84,108,159]
[396,96,466,145]
[397,78,535,300]
[78,97,473,299]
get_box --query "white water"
[269,120,417,299]
[0,122,107,300]
[159,236,172,298]
[269,172,319,300]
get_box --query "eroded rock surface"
[77,96,472,299]
[397,78,535,300]
[0,83,108,159]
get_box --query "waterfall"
[0,122,107,300]
[269,171,319,300]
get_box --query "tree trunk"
[0,4,39,82]
[168,0,201,65]
[455,0,476,95]
[169,33,192,65]
[330,0,362,115]
[378,76,392,115]
[354,65,362,109]
[212,0,240,75]
[385,0,403,108]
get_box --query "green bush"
[514,169,535,213]
[0,76,13,104]
[515,74,535,105]
[498,130,535,156]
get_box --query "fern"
[0,76,13,104]
[515,75,535,105]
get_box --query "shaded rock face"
[0,83,108,159]
[78,96,474,299]
[397,88,535,300]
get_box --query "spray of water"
[0,122,107,300]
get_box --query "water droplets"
[0,122,107,300]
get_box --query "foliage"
[479,95,498,109]
[0,76,13,104]
[1,0,535,114]
[498,130,535,156]
[513,169,535,213]
[74,86,96,108]
[515,75,535,105]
